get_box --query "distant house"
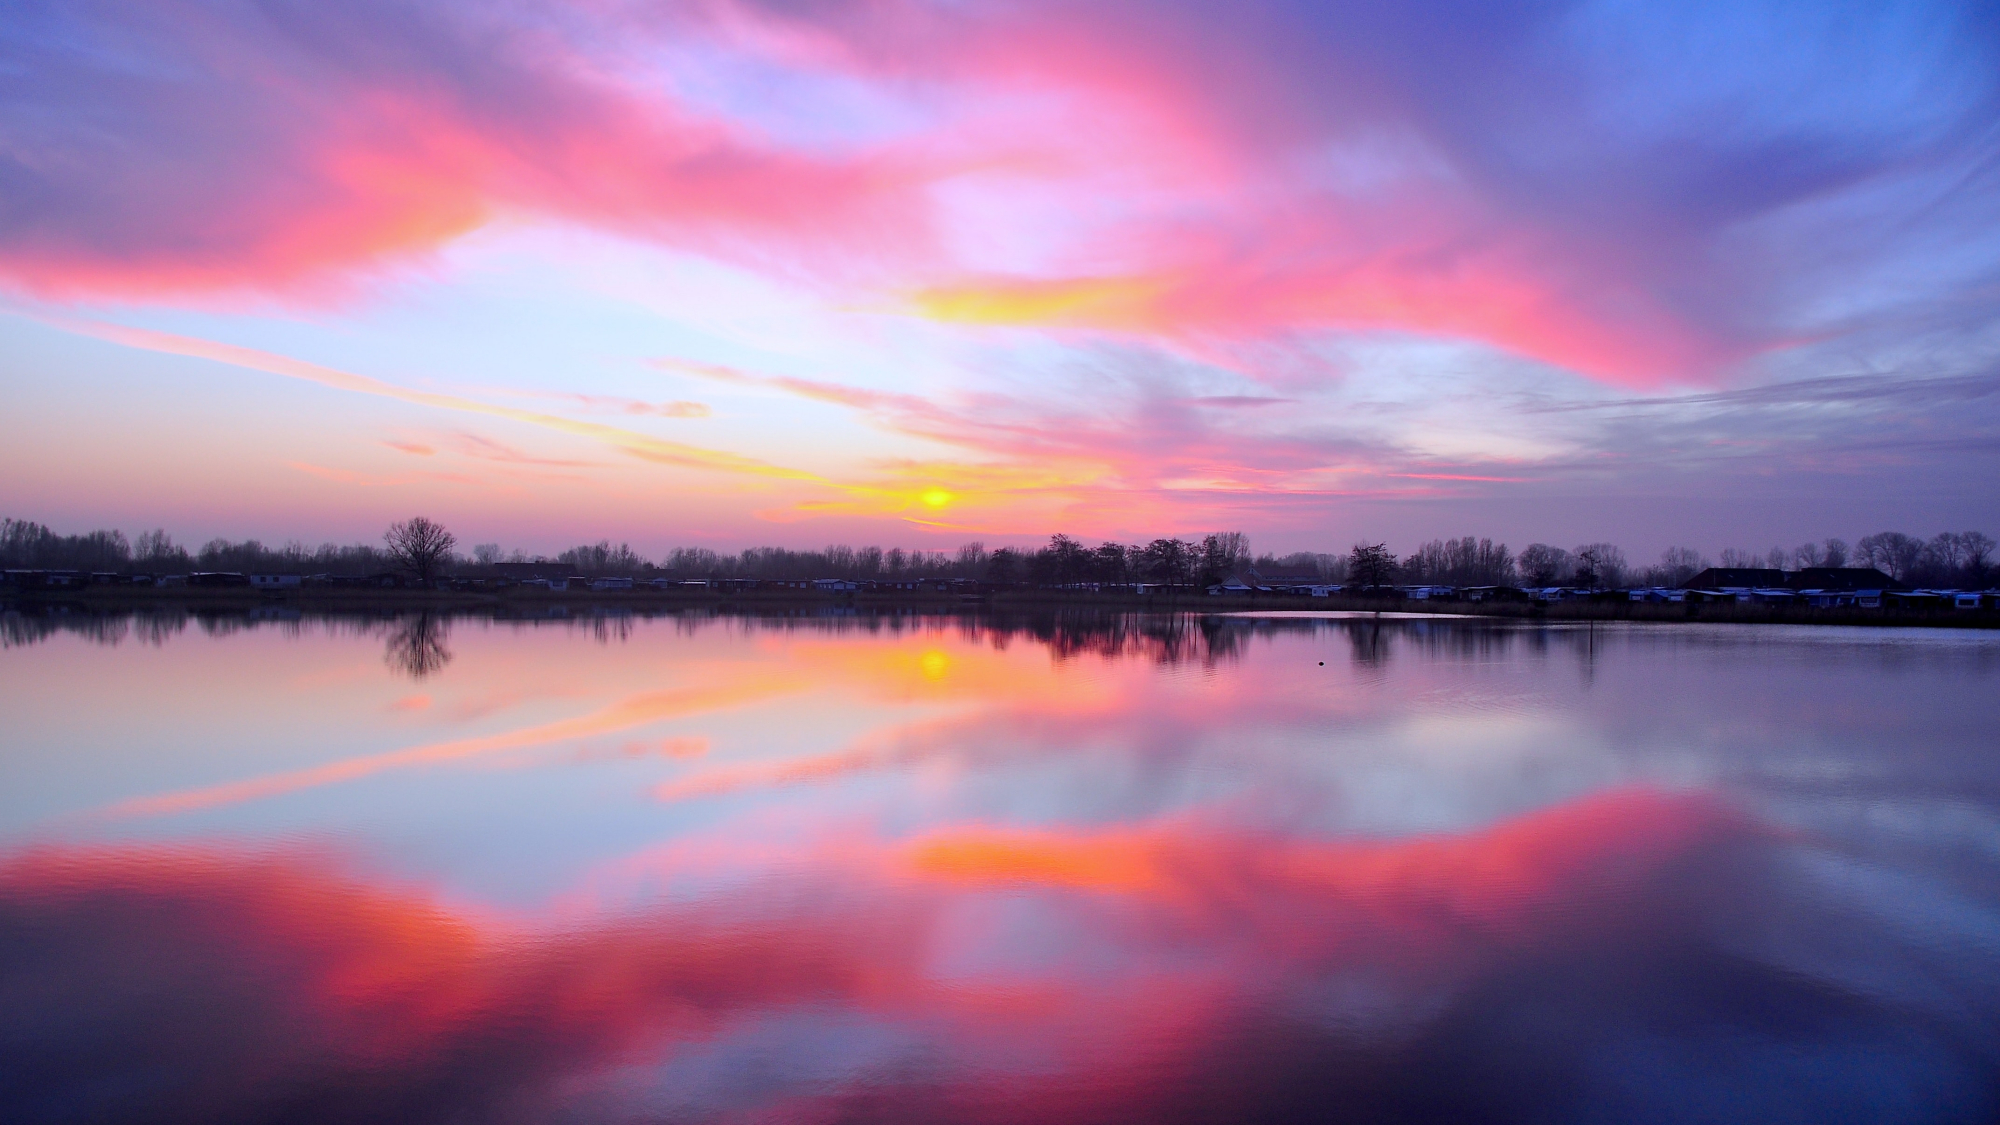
[813,578,859,592]
[1680,568,1786,591]
[188,572,251,588]
[493,562,575,582]
[1400,585,1455,601]
[1785,567,1904,592]
[864,578,953,592]
[249,574,302,589]
[315,572,401,589]
[590,577,634,591]
[3,570,84,590]
[1247,567,1323,589]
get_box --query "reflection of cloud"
[576,736,710,763]
[905,789,1739,935]
[9,786,1996,1122]
[99,678,801,819]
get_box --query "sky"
[3,0,1998,559]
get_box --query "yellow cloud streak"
[39,314,823,484]
[906,275,1174,328]
[40,314,1109,524]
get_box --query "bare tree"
[1822,538,1849,567]
[1964,532,1996,586]
[1518,543,1571,586]
[1572,543,1627,588]
[1200,532,1250,585]
[1347,542,1396,588]
[1856,532,1923,581]
[383,517,456,583]
[1655,547,1707,587]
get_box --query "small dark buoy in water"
[1318,661,1324,665]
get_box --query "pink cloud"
[1,4,938,302]
[3,1,1838,386]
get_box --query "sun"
[919,488,954,509]
[918,649,950,680]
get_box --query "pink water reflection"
[2,610,1997,1122]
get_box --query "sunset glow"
[2,1,1994,552]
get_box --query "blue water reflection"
[1,610,1996,1122]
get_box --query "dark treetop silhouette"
[383,518,456,584]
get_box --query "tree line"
[4,517,1994,589]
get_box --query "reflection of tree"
[1345,619,1391,667]
[384,612,452,680]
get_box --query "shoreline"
[5,586,1997,629]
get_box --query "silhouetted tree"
[1518,543,1570,586]
[383,517,456,583]
[1651,547,1707,587]
[1400,537,1515,585]
[1572,543,1627,588]
[1855,532,1923,581]
[557,540,646,574]
[1199,533,1250,586]
[1348,542,1395,588]
[1137,538,1194,583]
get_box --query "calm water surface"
[3,609,1998,1123]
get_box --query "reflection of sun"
[919,488,954,509]
[918,649,950,680]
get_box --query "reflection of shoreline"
[9,606,1998,676]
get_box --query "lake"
[3,608,1997,1123]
